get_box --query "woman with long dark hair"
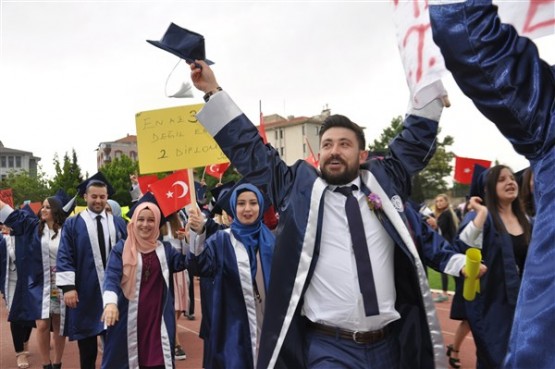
[455,164,531,369]
[0,191,73,369]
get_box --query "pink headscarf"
[121,202,161,300]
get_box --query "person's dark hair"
[38,197,67,240]
[519,167,535,218]
[484,165,531,243]
[319,114,366,150]
[86,181,108,193]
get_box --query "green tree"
[367,115,455,202]
[100,155,140,207]
[50,149,84,198]
[0,169,51,206]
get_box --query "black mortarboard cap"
[21,203,39,219]
[50,189,76,215]
[195,181,208,205]
[126,192,169,225]
[514,167,529,189]
[209,181,236,216]
[77,172,115,197]
[469,164,489,199]
[147,23,214,65]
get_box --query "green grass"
[426,267,456,292]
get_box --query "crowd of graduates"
[2,1,555,369]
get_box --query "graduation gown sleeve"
[430,3,555,368]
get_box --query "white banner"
[392,0,555,108]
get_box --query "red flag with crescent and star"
[149,170,192,216]
[138,174,159,195]
[205,163,230,180]
[453,156,492,185]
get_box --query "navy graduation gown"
[191,230,269,369]
[101,240,188,369]
[454,211,523,369]
[2,208,53,321]
[196,92,449,369]
[56,212,127,340]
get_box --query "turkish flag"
[149,170,192,216]
[205,163,230,180]
[259,111,268,144]
[138,174,159,195]
[0,188,14,208]
[454,156,492,184]
[305,153,319,169]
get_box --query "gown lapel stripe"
[268,178,327,369]
[363,170,448,369]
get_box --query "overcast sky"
[1,1,554,180]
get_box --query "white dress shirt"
[86,209,110,255]
[302,177,400,331]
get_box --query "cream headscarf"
[121,202,161,300]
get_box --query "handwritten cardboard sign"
[135,104,229,174]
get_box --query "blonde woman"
[426,193,459,302]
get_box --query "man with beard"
[56,173,127,369]
[188,61,462,369]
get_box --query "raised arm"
[430,1,555,160]
[190,61,297,209]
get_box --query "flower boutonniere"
[366,193,382,212]
[366,193,384,222]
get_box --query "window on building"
[274,130,278,140]
[114,150,122,159]
[316,126,320,135]
[302,125,305,135]
[279,129,283,139]
[279,147,284,156]
[303,144,306,155]
[15,156,21,168]
[1,156,6,168]
[8,156,14,168]
[129,151,137,161]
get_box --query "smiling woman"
[100,200,189,369]
[187,183,275,369]
[453,164,531,369]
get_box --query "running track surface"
[0,282,476,369]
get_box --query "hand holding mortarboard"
[147,23,214,98]
[190,60,220,96]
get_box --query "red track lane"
[1,286,476,369]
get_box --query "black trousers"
[78,335,100,369]
[187,268,195,315]
[11,321,33,352]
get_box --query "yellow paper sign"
[135,104,229,174]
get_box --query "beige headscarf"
[121,202,161,300]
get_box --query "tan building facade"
[261,108,330,165]
[0,141,40,180]
[97,134,138,169]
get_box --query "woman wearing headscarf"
[0,192,72,369]
[188,183,275,369]
[100,199,189,369]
